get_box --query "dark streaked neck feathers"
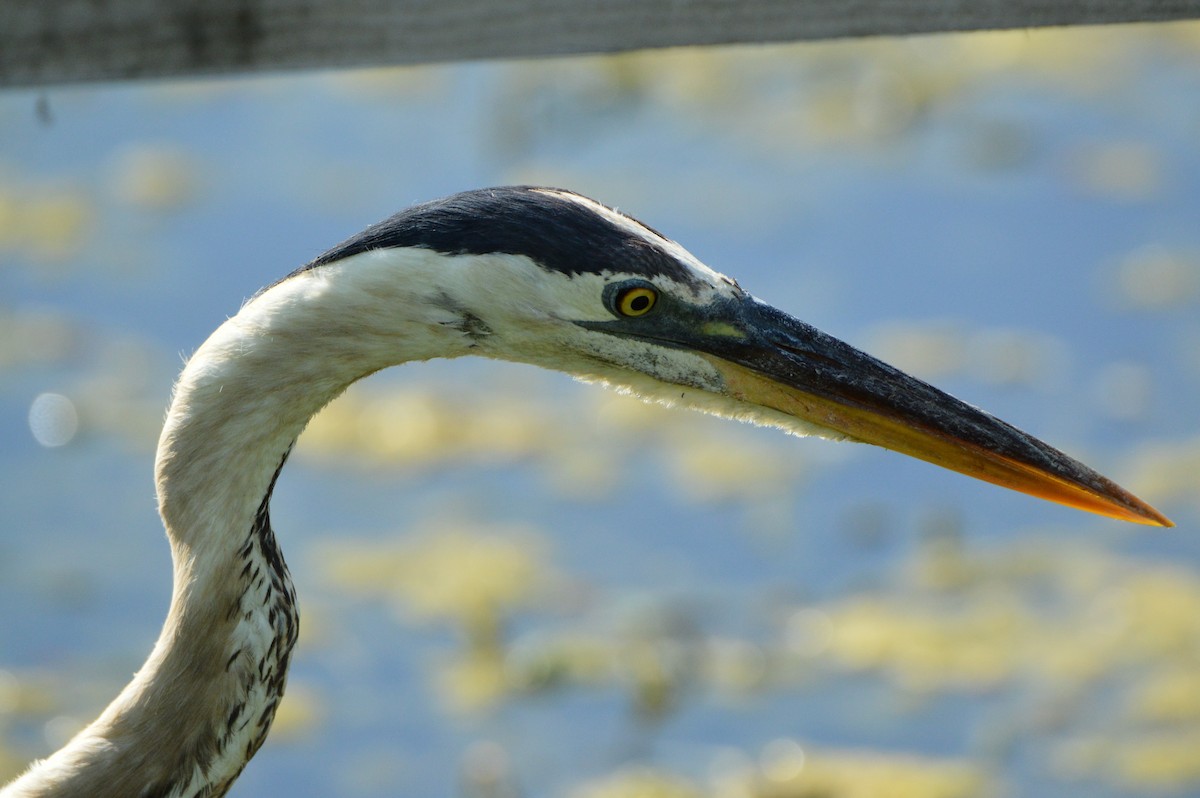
[5,249,484,798]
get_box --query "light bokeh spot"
[28,392,79,448]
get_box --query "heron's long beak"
[593,295,1172,527]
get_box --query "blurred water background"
[2,22,1200,798]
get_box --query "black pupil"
[629,294,650,312]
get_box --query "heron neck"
[5,250,473,797]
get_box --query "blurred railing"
[3,0,1200,87]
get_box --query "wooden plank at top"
[3,0,1199,88]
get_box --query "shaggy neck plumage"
[4,251,476,798]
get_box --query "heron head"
[310,186,1170,527]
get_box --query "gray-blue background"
[2,25,1199,798]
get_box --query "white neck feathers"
[5,249,477,798]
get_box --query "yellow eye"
[615,285,658,317]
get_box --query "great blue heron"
[2,186,1170,798]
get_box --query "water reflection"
[1,22,1198,798]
